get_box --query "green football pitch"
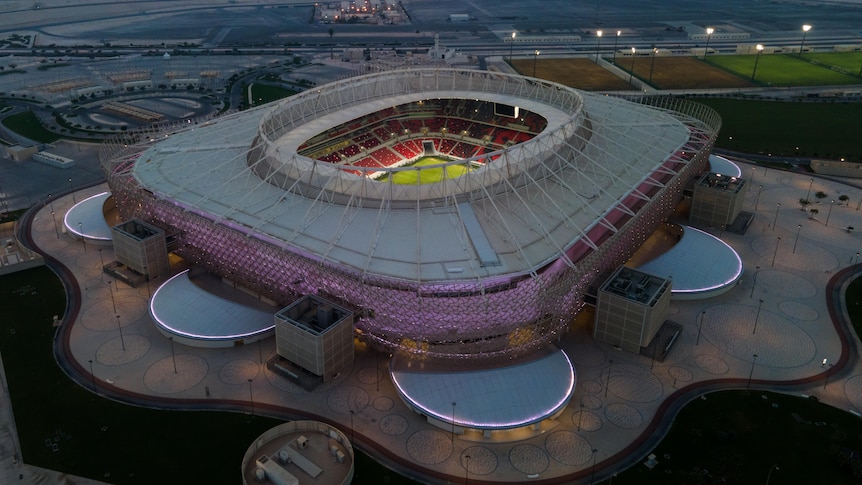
[377,156,473,184]
[706,53,861,86]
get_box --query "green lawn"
[0,267,417,484]
[802,52,862,75]
[706,54,861,86]
[611,390,862,484]
[1,110,59,143]
[378,156,473,184]
[692,98,862,160]
[248,82,299,106]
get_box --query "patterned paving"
[406,429,452,465]
[379,414,409,436]
[545,431,593,466]
[143,354,208,394]
[605,403,643,429]
[95,335,149,365]
[327,385,370,414]
[571,409,603,432]
[508,444,549,475]
[461,446,498,475]
[606,363,663,403]
[218,359,260,385]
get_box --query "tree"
[799,198,811,210]
[839,194,850,206]
[815,190,827,201]
[809,208,819,220]
[328,28,334,59]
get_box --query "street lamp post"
[50,210,59,239]
[751,44,764,81]
[772,237,781,267]
[648,47,658,83]
[628,47,636,83]
[465,454,471,485]
[248,378,254,415]
[750,266,760,298]
[855,252,860,266]
[754,185,763,212]
[823,363,834,389]
[532,50,540,77]
[108,280,117,314]
[697,310,706,345]
[747,353,758,390]
[793,224,802,253]
[753,299,764,334]
[590,449,599,485]
[116,314,125,351]
[612,30,621,64]
[88,359,97,393]
[69,177,76,203]
[799,24,812,57]
[772,203,780,230]
[806,178,814,201]
[595,30,603,63]
[826,199,834,227]
[702,27,714,60]
[766,464,780,485]
[451,401,457,441]
[604,359,614,397]
[578,403,585,431]
[78,222,87,250]
[509,32,516,62]
[169,336,177,373]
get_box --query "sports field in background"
[628,56,754,89]
[706,53,861,86]
[509,57,632,90]
[377,156,472,184]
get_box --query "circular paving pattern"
[373,396,394,412]
[704,303,816,367]
[668,366,693,382]
[581,395,602,410]
[606,363,663,403]
[379,414,409,436]
[95,334,149,365]
[357,366,384,385]
[570,409,602,432]
[461,446,497,475]
[263,366,303,393]
[843,376,862,410]
[580,379,602,394]
[218,359,260,385]
[406,429,452,465]
[509,444,550,475]
[79,296,148,331]
[327,385,370,414]
[567,344,605,367]
[753,269,818,299]
[143,354,208,394]
[778,301,819,321]
[605,403,643,429]
[545,430,593,466]
[695,354,729,375]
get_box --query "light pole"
[806,178,814,201]
[169,336,177,373]
[826,199,834,227]
[595,30,603,63]
[509,32,515,63]
[108,280,117,314]
[532,50,540,77]
[465,454,471,485]
[648,46,658,83]
[751,44,764,81]
[69,177,76,203]
[628,47,636,83]
[799,24,812,57]
[611,30,621,64]
[116,314,125,351]
[766,464,780,485]
[50,210,59,239]
[78,222,87,250]
[747,353,758,390]
[753,299,764,334]
[754,185,763,211]
[771,237,781,267]
[604,359,613,397]
[451,401,457,441]
[772,203,780,230]
[855,252,860,266]
[702,27,714,60]
[696,310,706,345]
[590,449,599,485]
[823,363,834,389]
[792,224,802,253]
[578,402,584,431]
[248,378,254,415]
[750,266,760,298]
[349,409,355,442]
[88,359,97,393]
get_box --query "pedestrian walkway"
[16,160,862,484]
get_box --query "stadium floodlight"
[612,30,621,64]
[648,46,658,83]
[595,30,603,63]
[533,50,540,77]
[510,32,516,62]
[751,44,764,81]
[799,24,812,57]
[629,47,636,83]
[703,27,714,60]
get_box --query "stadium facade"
[100,68,720,361]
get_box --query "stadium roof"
[130,69,692,285]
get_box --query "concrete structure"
[5,145,38,162]
[33,151,75,168]
[111,218,170,280]
[275,295,355,383]
[594,266,672,353]
[241,421,354,485]
[810,159,862,178]
[690,172,748,228]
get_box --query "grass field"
[630,56,754,90]
[1,110,59,143]
[802,51,862,75]
[377,156,473,184]
[509,58,632,91]
[691,98,862,160]
[248,82,299,106]
[707,54,861,86]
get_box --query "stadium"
[99,68,720,361]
